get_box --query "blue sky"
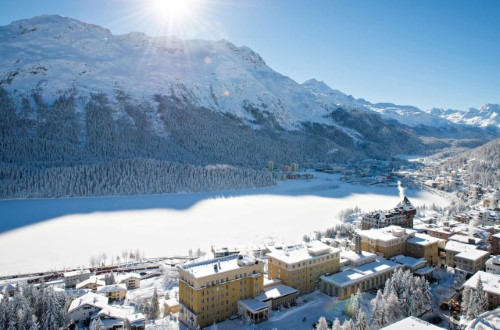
[1,0,499,110]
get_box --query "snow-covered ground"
[465,309,500,330]
[0,173,449,275]
[206,291,354,330]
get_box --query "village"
[0,159,499,330]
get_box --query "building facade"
[358,226,415,258]
[361,196,416,230]
[491,233,500,255]
[406,233,441,266]
[463,271,500,309]
[64,269,91,288]
[267,241,340,294]
[116,273,141,290]
[454,249,490,274]
[178,255,265,329]
[444,240,478,268]
[486,256,500,275]
[96,284,127,300]
[68,292,109,325]
[75,277,105,292]
[320,258,401,299]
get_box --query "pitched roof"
[75,277,105,289]
[96,284,127,293]
[68,292,108,313]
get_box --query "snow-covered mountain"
[0,15,498,162]
[0,15,343,130]
[300,78,499,129]
[0,15,498,198]
[429,104,500,128]
[2,15,498,132]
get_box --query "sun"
[148,0,199,24]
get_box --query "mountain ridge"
[0,15,498,198]
[2,14,499,131]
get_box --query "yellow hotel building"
[267,241,340,294]
[178,255,265,329]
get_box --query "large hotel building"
[178,255,265,329]
[361,196,416,230]
[267,241,341,294]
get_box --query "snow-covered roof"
[68,292,108,313]
[340,250,376,263]
[164,298,179,307]
[396,196,416,211]
[321,258,401,286]
[256,284,298,301]
[64,269,91,277]
[93,305,135,320]
[414,266,434,276]
[212,246,240,253]
[0,283,16,293]
[381,316,443,329]
[115,273,141,283]
[238,299,269,313]
[93,308,144,326]
[96,284,127,293]
[449,234,482,245]
[75,277,105,289]
[444,240,477,253]
[126,313,146,324]
[263,277,281,288]
[65,288,92,298]
[463,271,500,295]
[181,255,261,278]
[455,249,490,261]
[392,255,427,269]
[486,256,500,266]
[358,226,415,242]
[267,241,339,264]
[407,233,441,246]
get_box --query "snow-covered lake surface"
[0,173,448,276]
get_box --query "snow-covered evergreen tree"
[332,318,342,330]
[356,309,368,330]
[43,292,60,330]
[461,286,472,312]
[475,276,489,315]
[27,315,39,330]
[7,300,18,330]
[0,297,8,329]
[348,289,362,321]
[149,288,160,320]
[341,318,354,330]
[7,319,17,330]
[384,292,402,324]
[90,318,105,330]
[382,277,394,300]
[316,316,330,330]
[371,289,385,328]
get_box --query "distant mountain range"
[0,15,498,198]
[302,78,500,129]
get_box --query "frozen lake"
[0,173,449,275]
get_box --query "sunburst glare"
[148,0,199,25]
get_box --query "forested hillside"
[0,87,427,198]
[0,15,497,199]
[441,138,500,188]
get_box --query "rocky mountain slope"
[0,15,497,198]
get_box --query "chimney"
[354,235,362,254]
